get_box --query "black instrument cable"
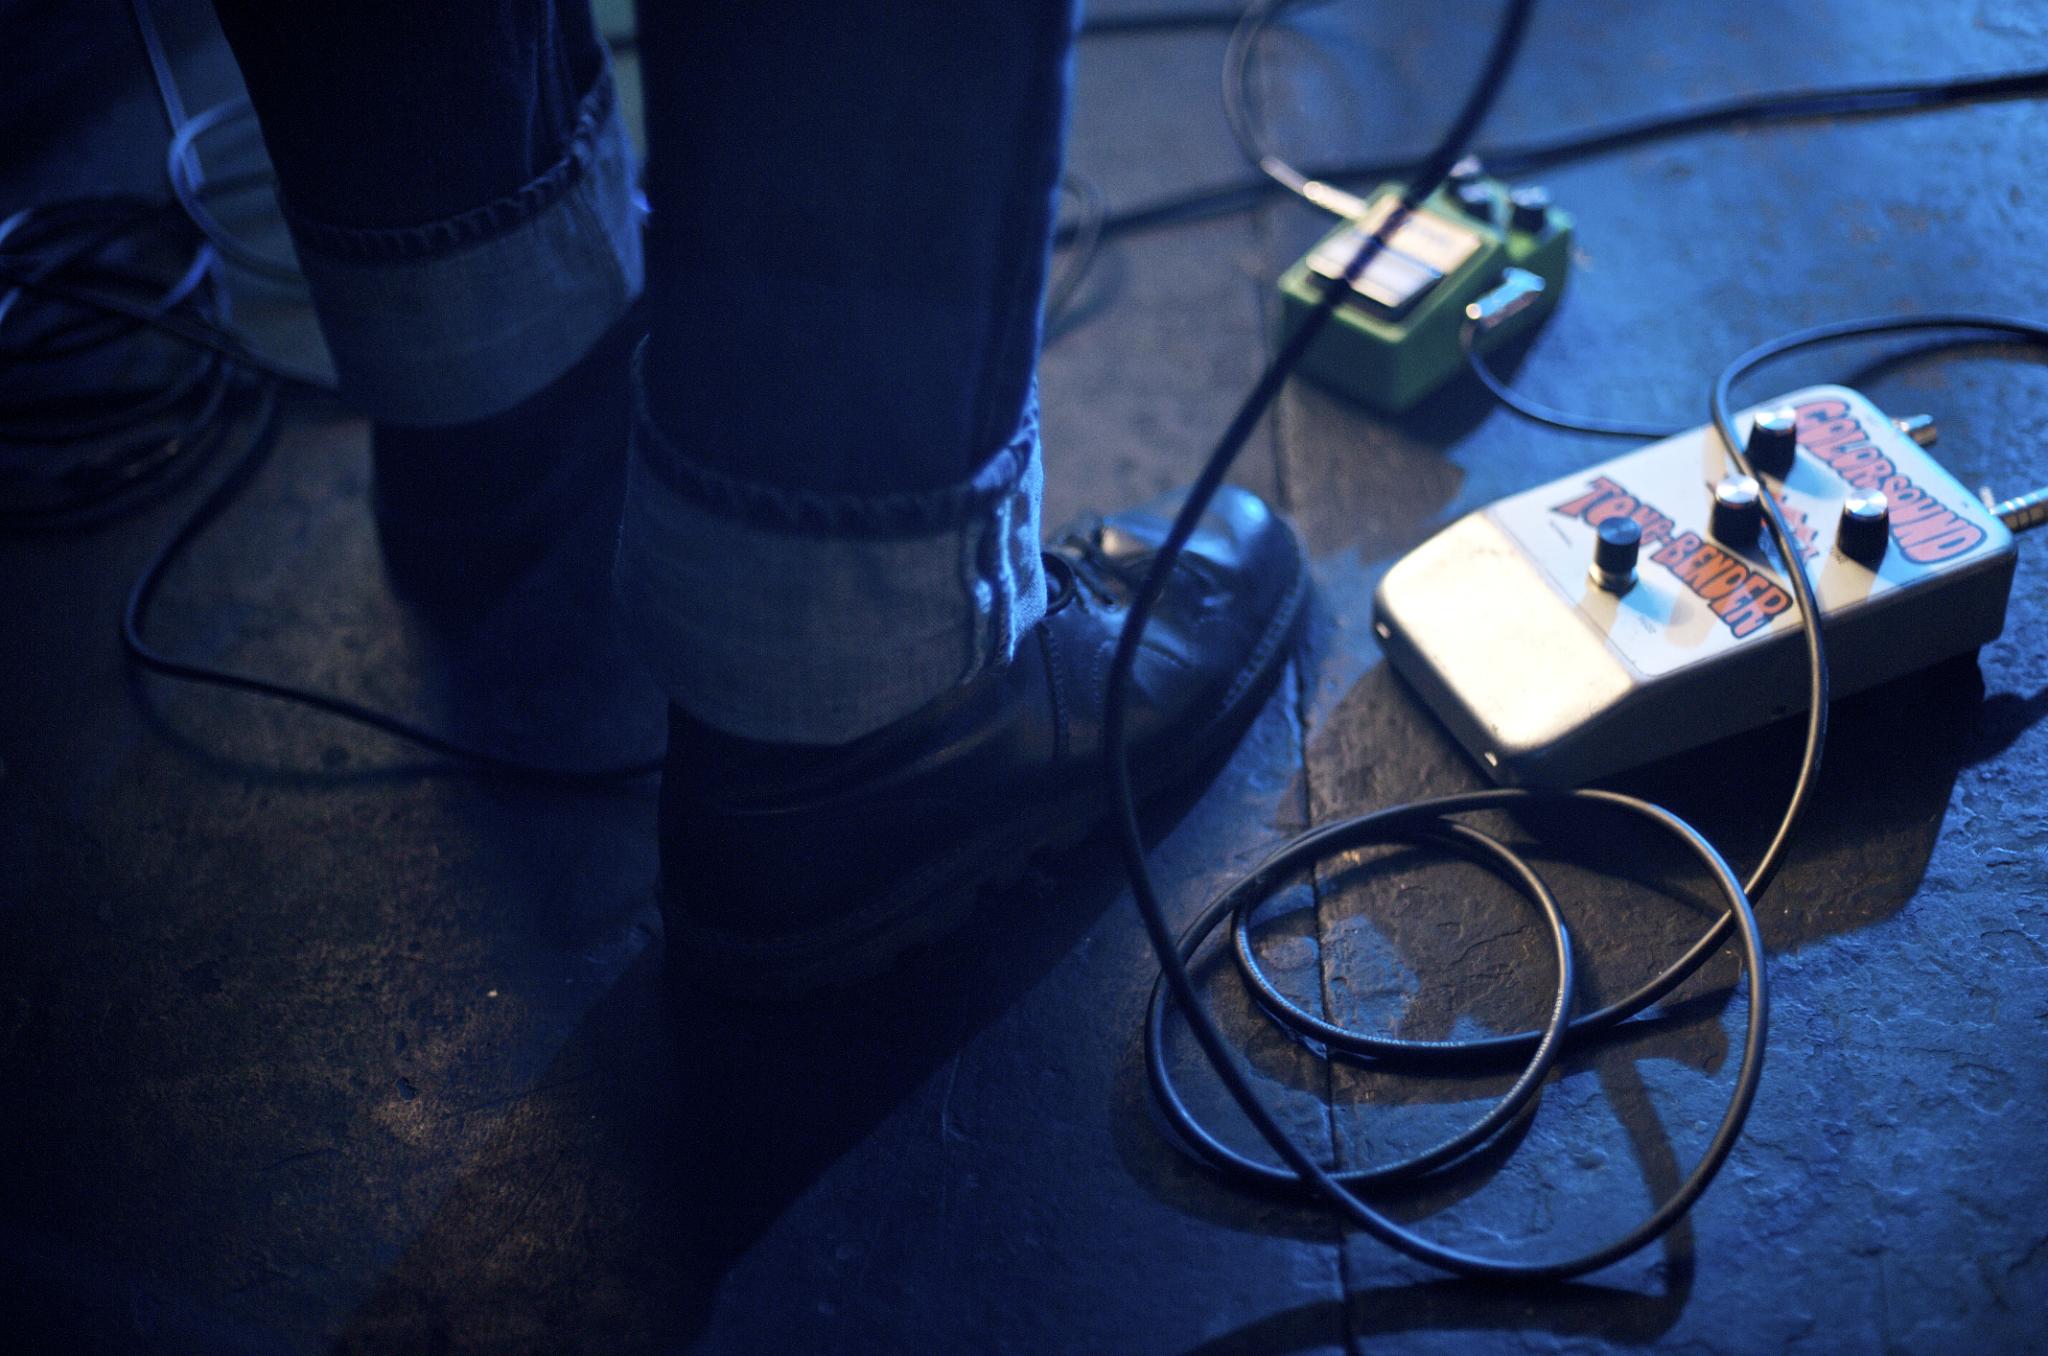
[1135,308,2048,1272]
[0,0,332,530]
[1110,0,1802,1280]
[1224,0,1374,218]
[1059,26,2048,249]
[1047,172,1110,339]
[0,194,243,529]
[1223,0,2048,220]
[0,0,666,783]
[116,377,667,786]
[1137,0,2048,1264]
[1221,0,2048,447]
[1461,324,1681,440]
[12,19,2048,1253]
[11,0,2034,500]
[1127,14,2048,1263]
[0,216,666,779]
[5,0,2044,1284]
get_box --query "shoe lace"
[1042,551,1082,613]
[1046,528,1151,611]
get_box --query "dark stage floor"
[7,2,2048,1352]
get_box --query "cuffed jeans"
[213,1,1074,743]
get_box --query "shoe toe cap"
[1108,484,1304,619]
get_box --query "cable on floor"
[1113,0,1790,1280]
[0,0,664,782]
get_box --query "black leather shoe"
[372,307,642,612]
[658,484,1308,997]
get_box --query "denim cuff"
[614,355,1048,744]
[285,71,644,425]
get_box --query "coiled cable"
[1112,0,1801,1280]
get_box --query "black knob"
[1745,406,1798,479]
[1454,180,1500,225]
[1589,516,1641,593]
[1712,475,1763,545]
[1837,489,1890,563]
[1508,185,1552,234]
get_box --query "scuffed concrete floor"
[5,1,2048,1352]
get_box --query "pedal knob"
[1508,185,1552,234]
[1454,180,1500,225]
[1836,489,1890,563]
[1744,406,1799,478]
[1589,516,1641,593]
[1712,474,1763,544]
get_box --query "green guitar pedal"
[1276,169,1572,412]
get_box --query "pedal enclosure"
[1277,177,1572,412]
[1374,385,2017,786]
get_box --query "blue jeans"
[213,0,1075,743]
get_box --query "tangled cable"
[0,192,250,529]
[11,5,2047,1269]
[1131,10,2048,1263]
[1111,0,1812,1281]
[0,0,664,782]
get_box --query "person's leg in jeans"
[623,2,1310,994]
[619,0,1065,743]
[209,0,644,606]
[212,0,1308,994]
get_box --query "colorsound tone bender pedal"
[1374,385,2018,786]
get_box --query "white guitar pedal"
[1374,385,2020,786]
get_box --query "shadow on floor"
[1106,636,2027,1350]
[322,748,1260,1353]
